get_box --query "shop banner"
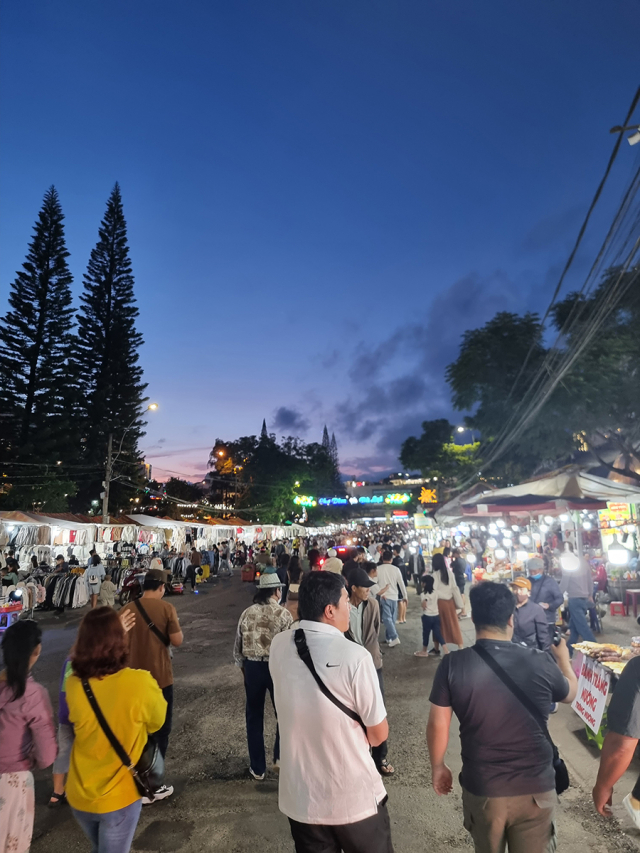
[572,653,610,733]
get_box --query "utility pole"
[102,432,113,523]
[100,404,158,523]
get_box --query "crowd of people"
[2,527,640,853]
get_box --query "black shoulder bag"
[294,628,367,734]
[472,645,569,795]
[81,680,164,800]
[134,598,170,646]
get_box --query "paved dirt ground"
[27,575,640,852]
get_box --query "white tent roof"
[127,514,191,528]
[463,467,640,507]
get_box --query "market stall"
[570,640,640,746]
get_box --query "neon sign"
[294,495,317,507]
[294,493,411,507]
[419,487,438,504]
[384,493,411,505]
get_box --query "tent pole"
[574,511,583,558]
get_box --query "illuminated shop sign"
[419,487,438,504]
[293,495,317,507]
[384,493,411,505]
[293,493,411,507]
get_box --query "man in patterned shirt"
[234,573,293,780]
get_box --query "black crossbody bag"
[472,645,569,795]
[134,598,170,646]
[294,628,367,734]
[81,680,164,800]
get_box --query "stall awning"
[462,495,607,517]
[461,467,640,515]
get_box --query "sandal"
[48,792,67,807]
[379,760,395,776]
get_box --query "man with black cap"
[122,568,183,802]
[346,566,394,776]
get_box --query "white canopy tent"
[461,467,640,509]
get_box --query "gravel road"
[27,575,640,852]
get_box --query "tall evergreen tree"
[76,183,147,498]
[322,425,330,449]
[330,432,339,466]
[0,186,76,471]
[260,419,268,440]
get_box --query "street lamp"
[102,403,158,522]
[456,425,476,441]
[610,124,640,146]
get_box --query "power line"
[505,85,640,402]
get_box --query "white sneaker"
[141,784,174,805]
[249,768,265,781]
[388,638,401,647]
[623,794,640,829]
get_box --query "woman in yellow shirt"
[66,607,167,853]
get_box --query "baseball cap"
[147,568,171,583]
[258,573,284,589]
[348,566,376,589]
[510,576,531,591]
[526,557,545,574]
[327,548,337,557]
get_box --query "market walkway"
[28,577,640,853]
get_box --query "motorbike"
[118,570,146,606]
[118,569,184,606]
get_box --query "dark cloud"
[334,270,526,463]
[272,406,311,435]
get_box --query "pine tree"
[260,419,268,440]
[322,425,330,449]
[330,432,339,466]
[0,186,75,467]
[76,183,147,491]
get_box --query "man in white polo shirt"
[269,571,394,853]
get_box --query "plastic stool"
[610,601,626,617]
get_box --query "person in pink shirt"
[0,620,57,852]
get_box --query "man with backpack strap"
[269,571,394,852]
[122,569,183,803]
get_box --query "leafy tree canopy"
[208,430,342,523]
[443,267,640,483]
[400,419,479,492]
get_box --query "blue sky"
[1,0,639,480]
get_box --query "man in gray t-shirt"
[593,656,640,827]
[428,582,576,853]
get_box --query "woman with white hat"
[233,573,293,780]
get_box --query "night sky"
[1,1,639,481]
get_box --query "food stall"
[571,640,640,746]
